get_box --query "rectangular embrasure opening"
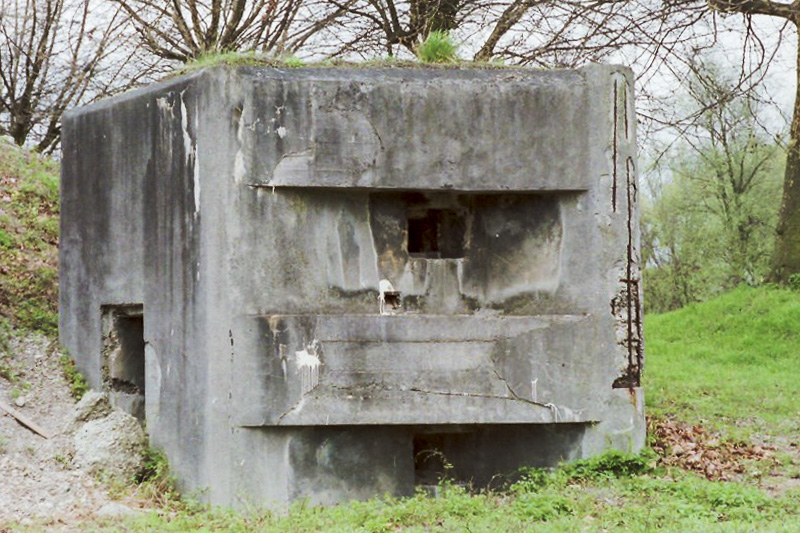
[102,304,145,421]
[407,208,466,259]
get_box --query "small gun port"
[383,291,401,310]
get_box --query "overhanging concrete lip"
[63,62,630,121]
[237,388,601,426]
[249,183,591,192]
[235,313,604,428]
[251,313,590,342]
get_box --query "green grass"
[72,453,800,532]
[59,353,89,400]
[0,138,59,336]
[645,285,800,442]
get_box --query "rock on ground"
[73,410,146,481]
[69,390,112,428]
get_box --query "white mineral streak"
[295,344,321,394]
[179,94,199,214]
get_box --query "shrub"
[512,450,654,494]
[132,445,188,509]
[417,31,458,63]
[283,56,304,67]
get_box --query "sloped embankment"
[0,137,59,338]
[646,285,800,443]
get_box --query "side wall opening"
[101,304,145,422]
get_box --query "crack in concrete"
[408,386,548,407]
[277,397,306,423]
[489,368,551,408]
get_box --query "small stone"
[95,502,138,518]
[14,396,26,407]
[69,390,112,429]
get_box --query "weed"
[0,358,18,382]
[189,50,263,68]
[417,30,458,63]
[0,320,19,383]
[789,272,800,292]
[10,381,30,400]
[0,437,8,454]
[511,450,654,495]
[558,450,654,482]
[0,229,11,248]
[60,354,89,400]
[283,56,304,67]
[513,492,574,521]
[134,446,183,507]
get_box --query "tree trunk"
[770,26,800,284]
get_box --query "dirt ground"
[0,333,143,531]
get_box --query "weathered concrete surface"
[60,65,644,508]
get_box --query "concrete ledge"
[257,313,589,342]
[240,387,600,426]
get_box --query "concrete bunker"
[60,64,644,508]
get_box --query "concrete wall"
[61,65,644,508]
[61,73,212,491]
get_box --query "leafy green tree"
[703,0,800,285]
[643,66,784,312]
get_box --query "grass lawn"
[646,285,800,444]
[83,454,800,532]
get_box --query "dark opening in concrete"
[102,305,145,421]
[407,209,465,259]
[110,315,145,393]
[382,291,402,310]
[413,432,453,486]
[413,433,443,485]
[411,424,590,489]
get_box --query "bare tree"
[317,0,470,56]
[315,0,532,58]
[312,1,716,64]
[0,0,156,153]
[112,0,351,62]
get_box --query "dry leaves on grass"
[648,416,775,481]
